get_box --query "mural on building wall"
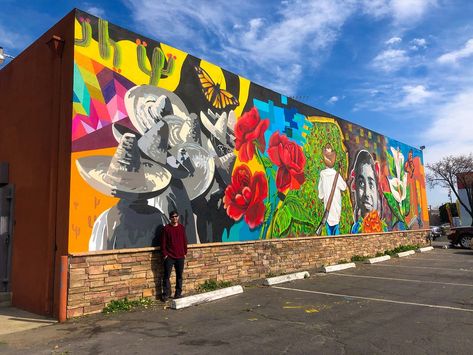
[69,10,429,253]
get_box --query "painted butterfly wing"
[195,66,238,109]
[216,88,239,109]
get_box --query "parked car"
[429,224,451,240]
[429,226,444,240]
[448,226,473,249]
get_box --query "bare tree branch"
[426,154,473,226]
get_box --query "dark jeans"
[162,257,185,297]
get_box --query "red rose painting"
[234,107,269,162]
[268,131,306,192]
[223,165,268,228]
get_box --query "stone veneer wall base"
[67,230,429,318]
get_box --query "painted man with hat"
[318,143,347,235]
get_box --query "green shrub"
[351,255,368,262]
[102,297,154,314]
[384,244,420,256]
[197,279,232,292]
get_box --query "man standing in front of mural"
[350,150,383,233]
[318,143,347,235]
[161,210,188,301]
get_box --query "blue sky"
[1,0,472,208]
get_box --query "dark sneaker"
[161,295,169,302]
[174,294,182,299]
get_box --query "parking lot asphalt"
[1,245,473,354]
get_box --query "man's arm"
[318,172,325,199]
[183,225,188,255]
[338,175,348,191]
[161,228,168,258]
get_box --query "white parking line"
[402,257,473,263]
[371,264,473,272]
[272,286,473,313]
[329,272,473,287]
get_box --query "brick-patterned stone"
[67,307,84,318]
[88,265,104,275]
[104,264,121,271]
[67,230,428,318]
[83,304,104,314]
[142,288,154,297]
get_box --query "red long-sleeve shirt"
[161,223,188,259]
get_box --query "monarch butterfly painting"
[194,66,239,109]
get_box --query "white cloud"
[0,22,29,51]
[264,63,303,95]
[361,0,436,24]
[360,0,391,18]
[421,89,473,207]
[122,0,438,95]
[410,37,427,50]
[372,49,409,72]
[386,36,402,45]
[83,6,106,18]
[422,89,473,166]
[399,85,433,106]
[123,0,357,95]
[327,96,339,104]
[390,0,437,23]
[437,38,473,64]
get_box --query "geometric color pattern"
[72,52,135,141]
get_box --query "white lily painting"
[385,147,410,229]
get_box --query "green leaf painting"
[402,186,411,217]
[272,204,291,238]
[284,194,315,227]
[260,155,273,170]
[386,152,395,177]
[384,192,405,224]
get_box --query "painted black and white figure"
[76,133,171,251]
[351,150,381,221]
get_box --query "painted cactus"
[98,18,121,69]
[75,17,92,47]
[136,39,175,86]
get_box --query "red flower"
[223,165,268,228]
[268,132,306,192]
[234,107,269,162]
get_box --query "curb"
[323,262,356,273]
[263,271,310,286]
[395,250,415,258]
[171,285,244,310]
[364,255,391,264]
[416,246,434,253]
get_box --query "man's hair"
[169,210,178,217]
[353,150,375,174]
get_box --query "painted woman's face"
[356,163,379,217]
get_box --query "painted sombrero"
[124,85,191,135]
[76,133,172,200]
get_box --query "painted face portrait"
[351,150,380,219]
[356,163,379,217]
